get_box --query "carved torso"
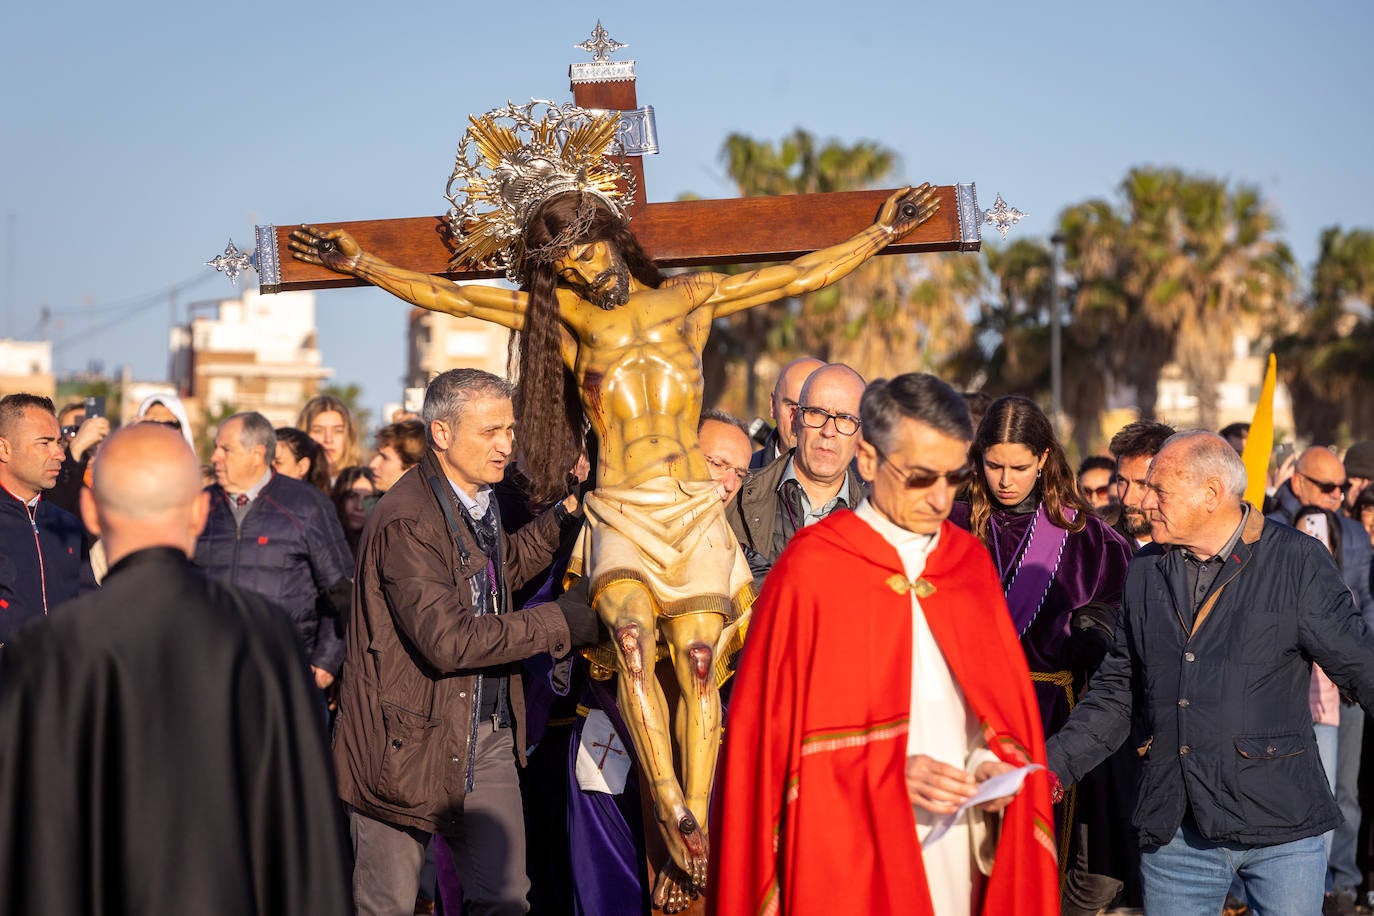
[558,283,715,489]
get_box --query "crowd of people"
[6,358,1374,915]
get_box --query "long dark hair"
[968,395,1089,542]
[515,191,665,503]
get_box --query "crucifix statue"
[230,25,1010,913]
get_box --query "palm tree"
[1276,227,1374,442]
[1058,168,1292,429]
[712,130,901,415]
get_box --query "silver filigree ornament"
[444,99,637,280]
[205,239,254,287]
[983,193,1027,240]
[574,21,626,61]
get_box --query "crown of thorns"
[444,100,636,280]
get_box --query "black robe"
[0,547,352,915]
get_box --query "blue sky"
[4,0,1371,423]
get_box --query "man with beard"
[1109,419,1177,549]
[289,107,941,905]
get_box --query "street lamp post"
[1049,233,1065,439]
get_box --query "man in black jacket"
[193,411,354,691]
[0,393,87,647]
[0,422,352,914]
[1047,431,1374,915]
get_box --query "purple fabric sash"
[1002,504,1073,635]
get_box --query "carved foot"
[657,810,708,895]
[652,860,698,913]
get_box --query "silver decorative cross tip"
[983,194,1027,240]
[205,238,254,287]
[575,21,626,61]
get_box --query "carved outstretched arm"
[289,225,529,331]
[701,184,940,318]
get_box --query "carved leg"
[596,581,701,882]
[651,613,726,910]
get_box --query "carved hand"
[289,224,363,274]
[878,183,940,242]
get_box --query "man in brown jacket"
[334,368,598,916]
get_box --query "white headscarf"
[135,393,195,448]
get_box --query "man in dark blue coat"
[1268,445,1374,909]
[193,411,354,692]
[1047,431,1374,915]
[0,393,86,647]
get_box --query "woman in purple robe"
[952,395,1136,913]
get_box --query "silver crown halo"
[444,99,637,279]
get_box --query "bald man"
[1268,446,1374,906]
[698,408,754,504]
[728,363,868,586]
[749,356,825,469]
[0,424,352,914]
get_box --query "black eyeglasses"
[1297,470,1350,496]
[702,453,750,484]
[798,406,862,437]
[873,446,974,489]
[1082,484,1114,499]
[141,418,182,431]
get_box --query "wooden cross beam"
[241,25,985,295]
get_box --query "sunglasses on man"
[872,445,975,489]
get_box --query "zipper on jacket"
[26,500,49,616]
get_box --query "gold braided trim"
[1029,669,1077,879]
[589,568,739,619]
[800,716,909,758]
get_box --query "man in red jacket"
[710,373,1058,916]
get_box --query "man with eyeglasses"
[749,357,824,470]
[1267,446,1374,912]
[698,409,753,504]
[727,363,869,587]
[712,372,1058,916]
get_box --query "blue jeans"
[1316,721,1341,861]
[1330,704,1365,893]
[1140,822,1326,916]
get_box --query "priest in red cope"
[710,373,1058,916]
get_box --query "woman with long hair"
[297,395,361,483]
[953,395,1135,911]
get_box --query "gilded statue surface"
[289,105,938,911]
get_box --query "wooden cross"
[237,24,989,295]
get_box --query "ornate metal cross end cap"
[983,193,1027,240]
[570,21,635,83]
[205,238,255,287]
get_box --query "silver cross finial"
[205,239,254,287]
[575,21,626,61]
[982,194,1027,240]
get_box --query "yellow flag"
[1241,354,1277,508]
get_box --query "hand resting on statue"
[555,577,602,649]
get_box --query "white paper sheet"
[920,763,1044,848]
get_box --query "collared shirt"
[779,458,854,527]
[449,480,493,521]
[447,480,509,727]
[227,469,273,525]
[1176,505,1249,629]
